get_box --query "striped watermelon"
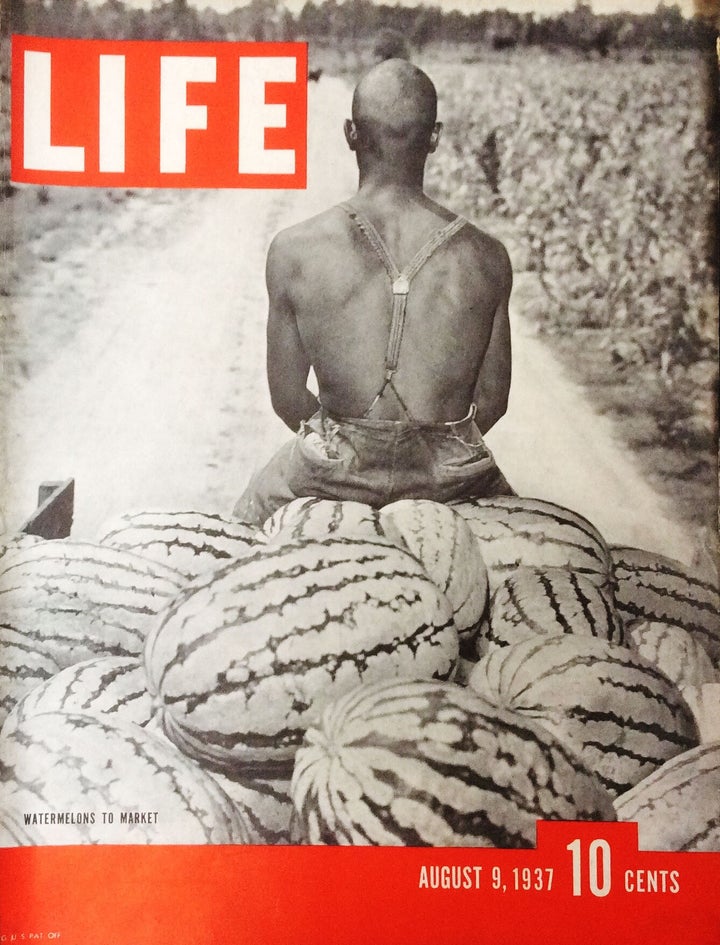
[0,811,36,847]
[481,566,624,657]
[454,655,480,686]
[379,499,489,645]
[146,536,459,777]
[263,498,386,543]
[0,541,186,668]
[0,532,44,561]
[614,741,720,851]
[2,656,155,737]
[680,684,720,744]
[0,626,61,726]
[0,711,249,844]
[611,546,720,665]
[468,635,699,797]
[625,619,717,690]
[208,772,294,844]
[451,497,614,598]
[16,656,302,845]
[291,678,615,846]
[98,510,263,578]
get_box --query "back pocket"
[437,425,495,476]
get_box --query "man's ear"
[429,121,443,153]
[344,119,358,151]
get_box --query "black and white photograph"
[0,0,718,867]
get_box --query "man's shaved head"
[352,59,437,137]
[346,60,440,174]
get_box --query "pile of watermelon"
[0,496,718,850]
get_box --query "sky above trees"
[88,0,697,18]
[447,0,695,14]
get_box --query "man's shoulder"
[268,206,346,261]
[460,219,510,262]
[456,219,512,285]
[422,195,509,269]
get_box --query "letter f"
[160,56,216,173]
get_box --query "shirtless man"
[233,58,514,525]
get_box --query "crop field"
[422,48,717,527]
[426,49,715,342]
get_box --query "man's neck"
[355,151,428,194]
[355,175,427,206]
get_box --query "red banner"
[10,36,307,189]
[1,822,719,945]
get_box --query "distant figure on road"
[234,59,514,525]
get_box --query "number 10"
[566,838,612,897]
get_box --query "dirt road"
[3,77,700,566]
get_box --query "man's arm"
[473,247,512,435]
[265,234,320,431]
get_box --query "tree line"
[5,0,715,52]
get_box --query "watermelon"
[208,771,294,844]
[0,541,186,668]
[380,499,489,645]
[0,625,61,726]
[611,546,720,665]
[469,635,699,796]
[291,677,615,846]
[625,619,717,690]
[615,741,720,851]
[98,509,263,578]
[0,711,249,844]
[2,656,155,737]
[263,498,386,543]
[451,496,614,598]
[481,566,623,657]
[146,536,459,776]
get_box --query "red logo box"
[11,35,307,189]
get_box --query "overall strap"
[340,202,467,419]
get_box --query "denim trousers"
[233,408,514,526]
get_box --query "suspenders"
[339,202,467,421]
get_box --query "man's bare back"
[266,195,511,430]
[233,58,514,523]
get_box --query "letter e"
[238,57,296,174]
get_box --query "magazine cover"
[0,0,718,942]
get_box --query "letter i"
[99,55,125,172]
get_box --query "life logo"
[10,35,307,188]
